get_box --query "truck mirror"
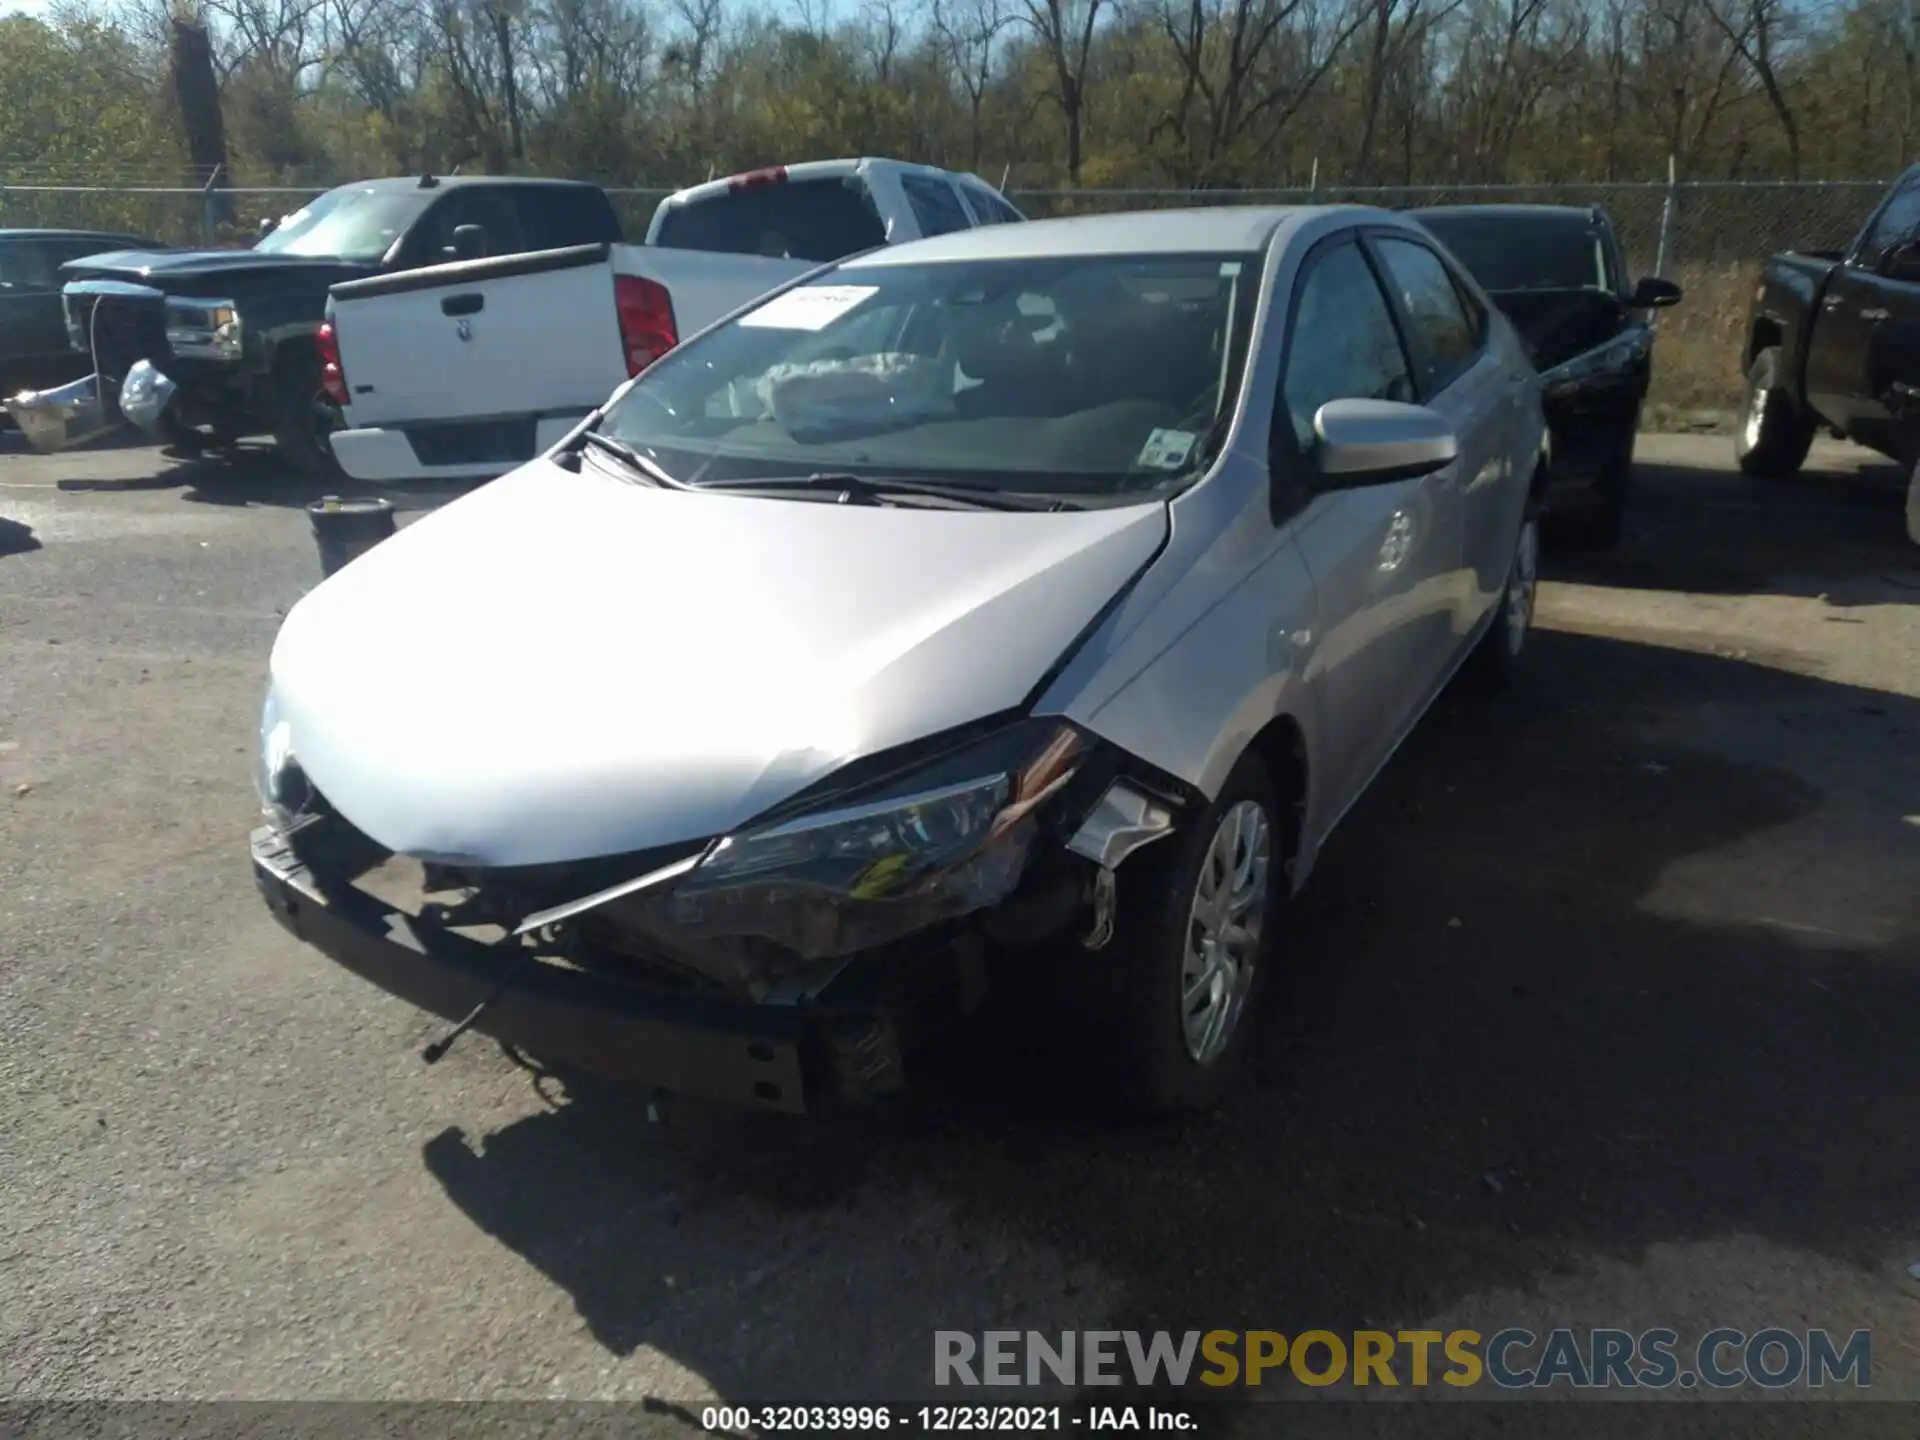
[1883,240,1920,282]
[1629,275,1683,308]
[450,224,487,261]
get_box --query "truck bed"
[327,242,813,483]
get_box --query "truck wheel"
[1735,347,1815,478]
[272,354,345,478]
[1091,751,1284,1115]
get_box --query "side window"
[412,189,529,260]
[900,174,973,237]
[1281,239,1415,454]
[517,186,622,249]
[1372,236,1481,395]
[1861,173,1920,262]
[0,242,60,292]
[958,183,1003,227]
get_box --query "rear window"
[652,177,887,263]
[1416,214,1611,293]
[520,186,623,249]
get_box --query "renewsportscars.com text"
[934,1327,1872,1391]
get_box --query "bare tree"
[1019,0,1110,182]
[1705,0,1803,176]
[934,0,1010,166]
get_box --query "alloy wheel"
[1180,799,1271,1066]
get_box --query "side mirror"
[1629,275,1683,308]
[450,224,487,261]
[1882,240,1920,282]
[1312,398,1458,488]
[258,216,279,238]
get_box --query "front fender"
[1035,454,1324,862]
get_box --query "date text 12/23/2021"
[700,1405,1198,1434]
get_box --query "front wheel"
[1090,752,1285,1115]
[272,355,345,478]
[1735,346,1815,478]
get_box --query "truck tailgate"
[612,246,818,336]
[329,244,625,428]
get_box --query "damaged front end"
[253,708,1190,1112]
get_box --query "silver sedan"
[251,204,1547,1116]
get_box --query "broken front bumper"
[5,372,114,452]
[251,824,911,1114]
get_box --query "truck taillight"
[316,321,349,406]
[614,275,678,377]
[727,166,789,192]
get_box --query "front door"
[1274,234,1463,821]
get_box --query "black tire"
[1087,750,1286,1115]
[1906,456,1920,547]
[271,350,345,478]
[1465,490,1541,692]
[1734,346,1815,478]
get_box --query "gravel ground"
[2,431,1919,1425]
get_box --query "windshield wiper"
[691,472,1075,511]
[577,430,692,489]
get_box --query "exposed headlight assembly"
[642,720,1087,960]
[165,297,244,361]
[253,685,306,825]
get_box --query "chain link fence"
[0,173,1889,413]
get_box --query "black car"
[51,175,624,473]
[1,229,164,404]
[1412,204,1683,546]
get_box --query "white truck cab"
[324,158,1025,485]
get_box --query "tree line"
[0,0,1909,198]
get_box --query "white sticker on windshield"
[1137,428,1197,471]
[739,285,880,331]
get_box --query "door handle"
[1861,307,1891,323]
[440,293,484,317]
[1821,295,1846,311]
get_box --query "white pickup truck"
[323,158,1028,483]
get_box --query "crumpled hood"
[270,459,1166,866]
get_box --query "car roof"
[338,175,601,193]
[843,205,1372,267]
[660,158,981,209]
[0,228,155,243]
[1411,203,1604,225]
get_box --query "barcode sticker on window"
[1136,428,1197,470]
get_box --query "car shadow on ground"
[49,441,480,512]
[418,626,1920,1419]
[0,516,40,557]
[1548,445,1920,606]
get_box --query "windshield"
[1417,215,1611,293]
[255,186,431,261]
[597,253,1261,500]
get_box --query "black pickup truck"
[1738,163,1920,495]
[1412,203,1683,547]
[42,175,623,472]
